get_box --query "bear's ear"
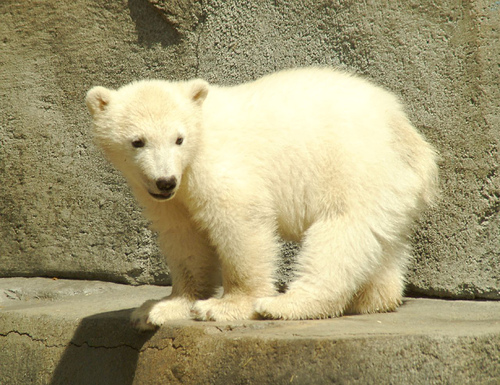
[188,79,209,105]
[85,86,113,117]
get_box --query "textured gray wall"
[0,0,498,298]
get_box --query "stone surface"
[0,278,499,384]
[0,0,172,285]
[0,0,498,297]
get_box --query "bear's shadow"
[49,309,154,385]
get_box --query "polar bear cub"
[86,67,438,330]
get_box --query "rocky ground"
[1,278,499,384]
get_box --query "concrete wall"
[0,0,498,298]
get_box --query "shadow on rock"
[128,0,181,47]
[50,308,155,385]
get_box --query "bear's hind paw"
[254,294,341,320]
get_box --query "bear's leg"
[131,230,219,331]
[255,218,385,320]
[191,221,280,321]
[345,247,408,314]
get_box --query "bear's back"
[191,68,437,240]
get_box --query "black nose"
[156,177,177,192]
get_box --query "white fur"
[86,67,438,330]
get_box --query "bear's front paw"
[130,300,161,331]
[130,298,193,331]
[253,296,290,320]
[191,297,257,321]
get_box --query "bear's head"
[85,79,208,202]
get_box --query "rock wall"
[0,0,498,298]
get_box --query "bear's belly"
[275,207,311,243]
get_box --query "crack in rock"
[0,330,142,351]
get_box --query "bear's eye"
[132,138,145,148]
[175,137,184,145]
